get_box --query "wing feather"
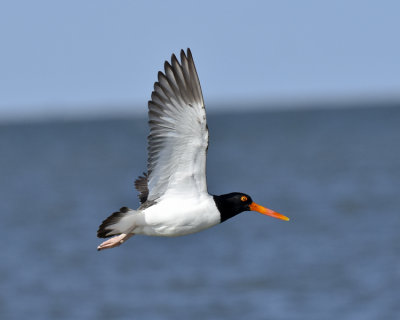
[145,49,208,201]
[134,173,149,204]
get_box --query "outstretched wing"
[145,48,208,201]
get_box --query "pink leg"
[97,233,134,251]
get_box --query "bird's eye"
[241,196,248,202]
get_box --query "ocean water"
[1,106,399,320]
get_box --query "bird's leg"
[97,233,134,251]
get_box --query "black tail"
[97,207,131,238]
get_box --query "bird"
[97,49,289,251]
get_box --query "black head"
[213,192,289,223]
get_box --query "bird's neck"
[213,195,243,223]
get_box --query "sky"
[1,0,400,121]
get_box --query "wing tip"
[164,60,172,71]
[186,48,192,59]
[171,53,179,64]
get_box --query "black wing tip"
[157,71,164,81]
[159,49,194,79]
[180,48,193,61]
[134,173,149,204]
[152,81,161,94]
[180,49,187,62]
[171,49,192,66]
[164,60,172,71]
[171,53,179,64]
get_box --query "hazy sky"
[1,0,400,120]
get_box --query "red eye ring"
[241,196,248,202]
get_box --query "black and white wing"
[143,49,208,201]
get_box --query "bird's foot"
[97,233,133,251]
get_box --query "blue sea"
[1,105,399,319]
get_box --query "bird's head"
[213,192,289,223]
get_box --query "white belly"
[134,194,220,236]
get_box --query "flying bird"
[97,49,289,251]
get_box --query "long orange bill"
[249,202,290,221]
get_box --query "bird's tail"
[97,207,136,238]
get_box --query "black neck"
[213,194,244,223]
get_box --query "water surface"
[1,106,399,319]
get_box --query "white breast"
[134,194,220,236]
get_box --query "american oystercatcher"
[97,49,289,251]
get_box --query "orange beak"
[249,202,290,221]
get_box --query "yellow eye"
[241,196,248,202]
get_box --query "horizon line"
[1,94,399,124]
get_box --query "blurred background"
[1,1,399,319]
